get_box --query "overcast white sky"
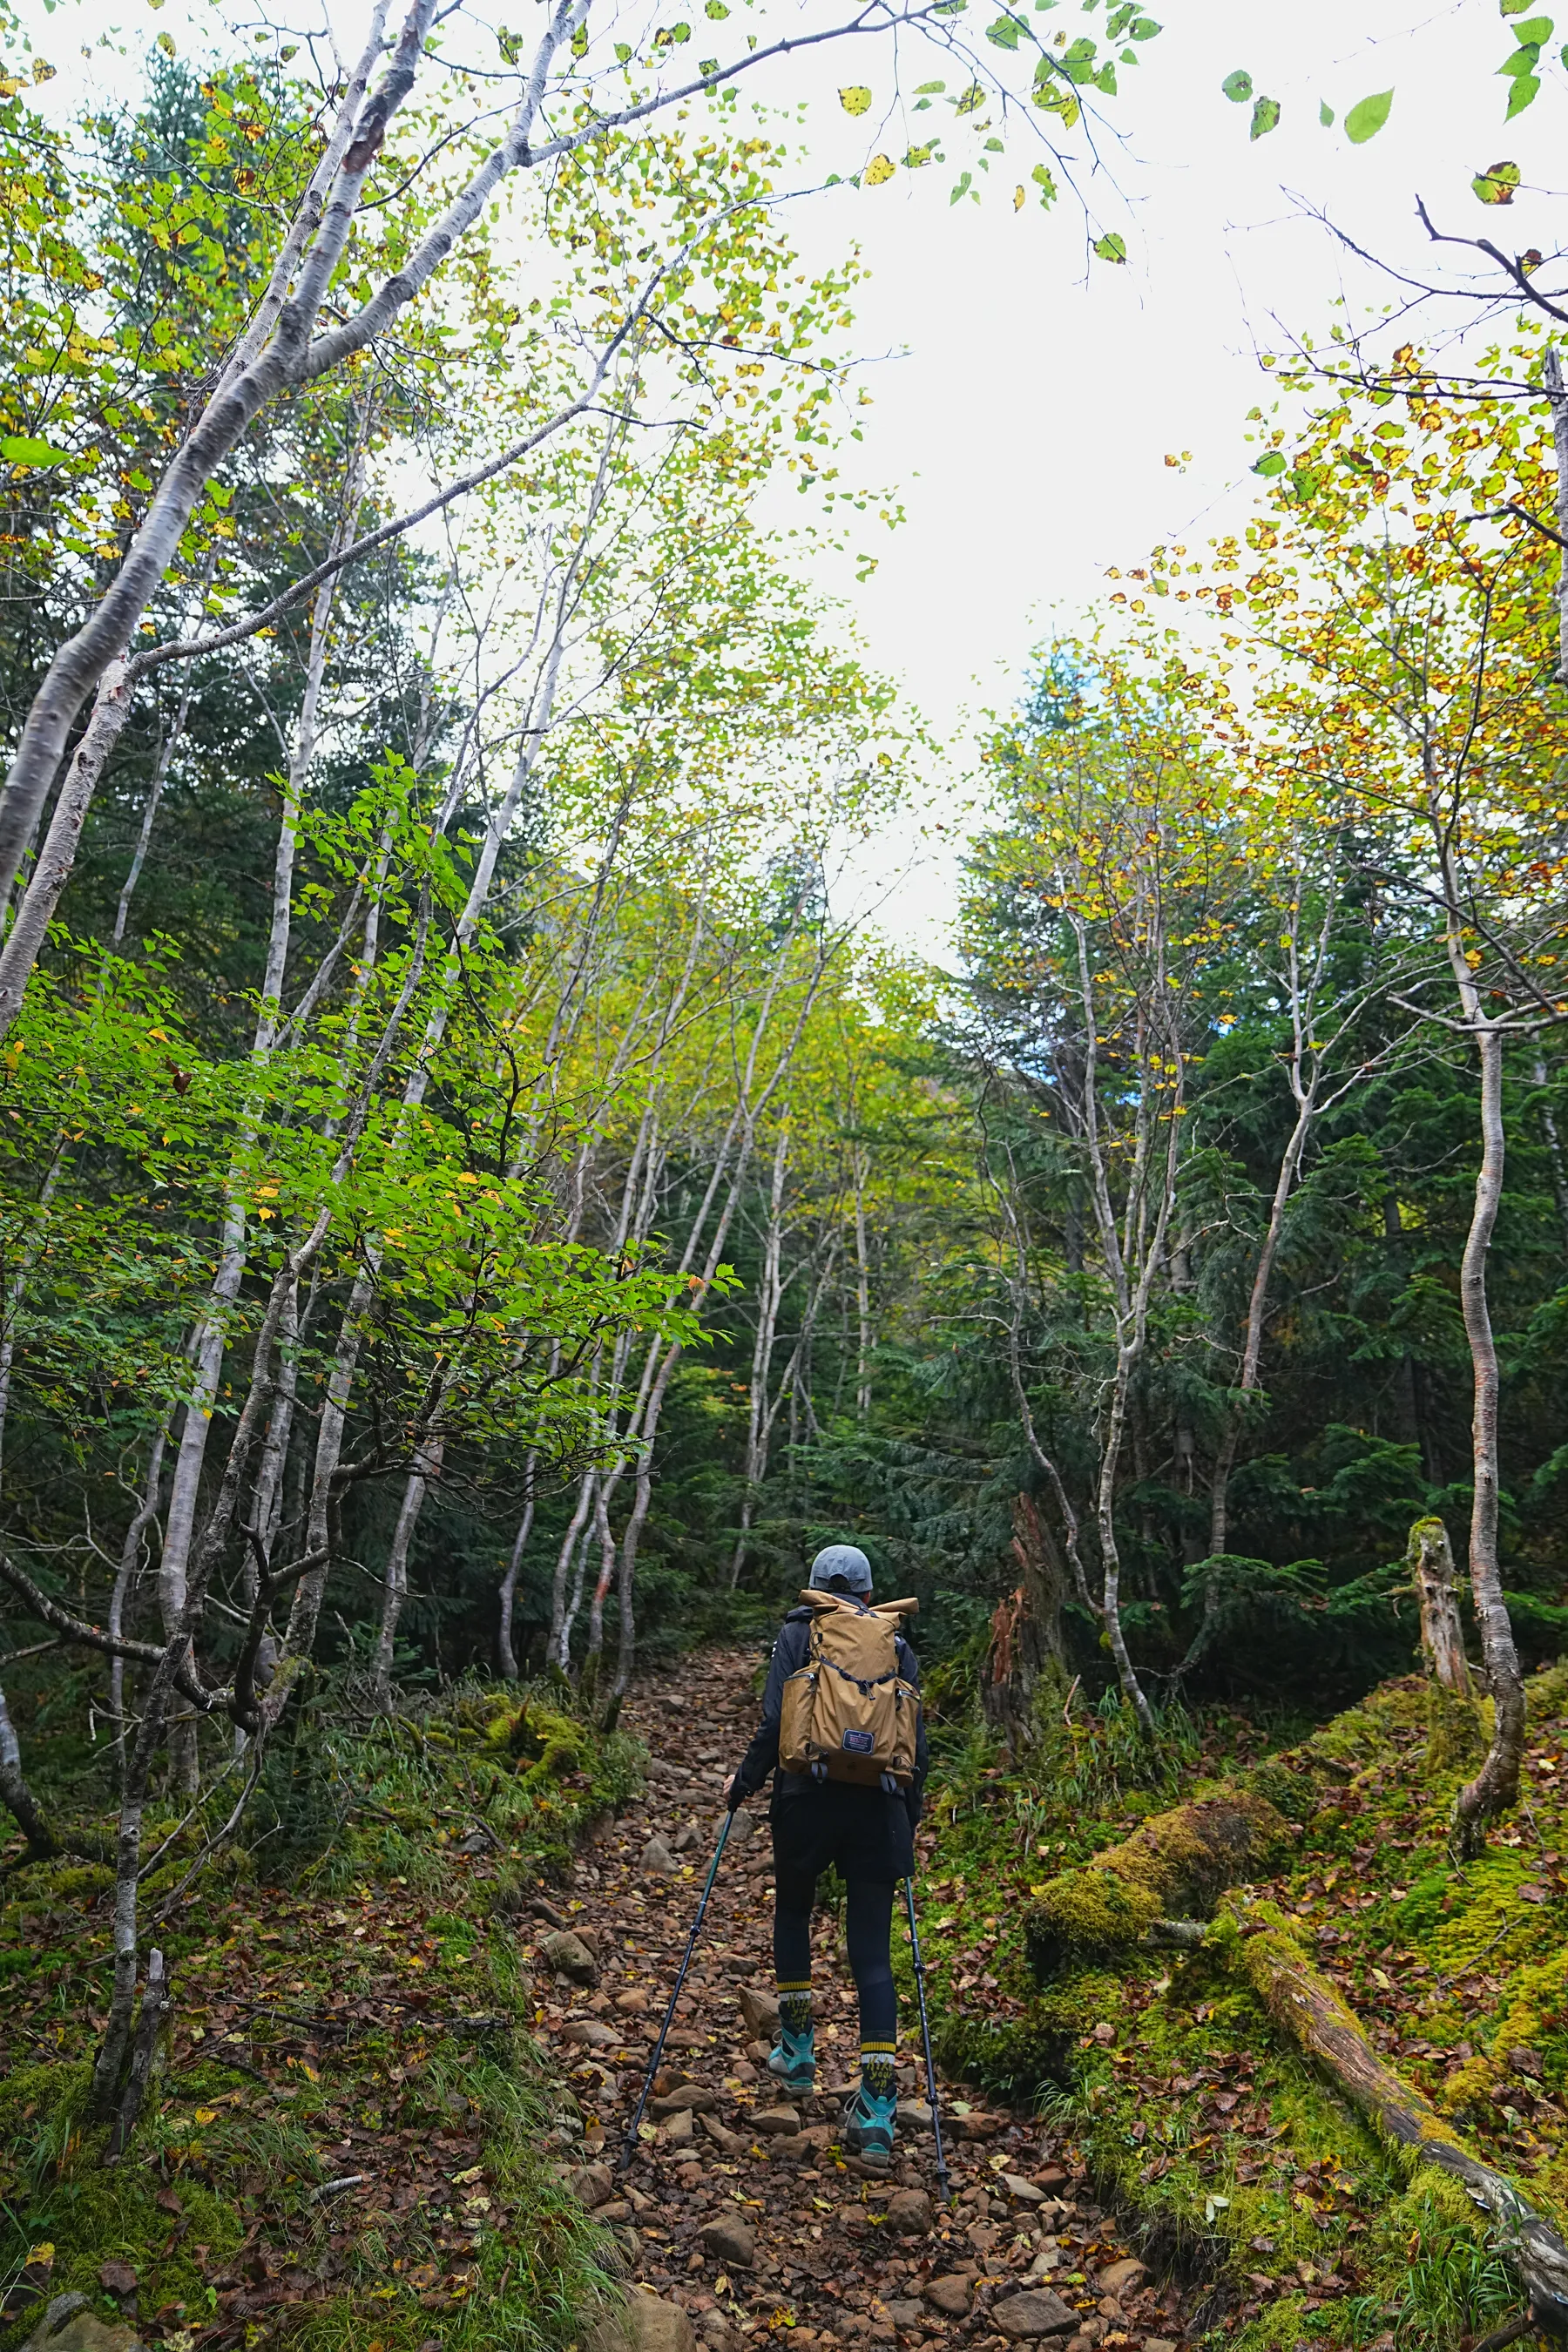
[24,0,1568,945]
[770,0,1568,944]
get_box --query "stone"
[951,2110,1004,2140]
[901,2099,934,2132]
[885,2303,925,2330]
[672,1821,700,1853]
[1097,2261,1146,2299]
[750,2105,801,2135]
[541,1930,599,1985]
[738,1986,781,2039]
[1143,2339,1178,2352]
[590,2289,700,2352]
[699,2113,748,2156]
[700,2215,757,2268]
[22,2306,142,2352]
[700,2315,733,2350]
[1024,2249,1061,2281]
[567,2020,622,2050]
[885,2188,934,2235]
[662,2108,695,2146]
[991,2290,1076,2341]
[598,2200,632,2225]
[727,1809,755,1846]
[616,1989,650,2013]
[571,2163,617,2207]
[924,2278,974,2318]
[651,2085,717,2117]
[642,1835,679,1876]
[1001,2175,1047,2204]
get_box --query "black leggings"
[774,1869,896,2044]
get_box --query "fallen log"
[1027,1787,1292,1974]
[1172,1895,1568,2340]
[1027,1676,1454,1977]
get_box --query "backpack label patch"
[841,1727,875,1754]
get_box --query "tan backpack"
[777,1591,921,1788]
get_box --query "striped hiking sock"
[860,2043,897,2101]
[777,1981,813,2038]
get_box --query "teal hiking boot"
[767,2020,816,2098]
[841,2079,896,2170]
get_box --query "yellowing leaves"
[864,153,896,185]
[838,85,872,116]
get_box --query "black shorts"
[769,1775,915,1885]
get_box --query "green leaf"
[1471,158,1521,202]
[1253,451,1287,476]
[1500,0,1532,13]
[1130,16,1159,34]
[1220,67,1253,102]
[704,2,729,16]
[1509,12,1553,37]
[985,13,1022,45]
[0,434,71,467]
[1499,43,1543,70]
[1506,67,1541,110]
[1092,231,1127,262]
[1344,88,1393,141]
[1250,94,1280,138]
[1319,98,1335,124]
[1031,159,1058,204]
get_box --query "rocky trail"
[529,1653,1204,2352]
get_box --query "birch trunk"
[497,1456,537,1679]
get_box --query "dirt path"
[529,1652,1200,2352]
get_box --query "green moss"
[0,1678,644,2352]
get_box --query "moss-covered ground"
[0,1678,643,2352]
[915,1667,1568,2350]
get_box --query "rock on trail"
[531,1651,1198,2352]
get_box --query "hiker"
[726,1542,927,2172]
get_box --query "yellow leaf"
[838,84,872,114]
[194,2106,218,2125]
[865,153,896,184]
[1014,183,1025,210]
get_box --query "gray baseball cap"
[808,1543,873,1595]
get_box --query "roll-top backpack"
[778,1590,921,1789]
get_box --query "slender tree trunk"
[152,513,355,1788]
[729,1124,788,1588]
[112,663,196,948]
[853,1143,873,1421]
[497,1454,537,1680]
[550,1468,597,1670]
[1532,1049,1568,1253]
[108,1428,169,1788]
[373,1429,445,1700]
[1452,1020,1526,1853]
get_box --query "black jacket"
[733,1604,929,1830]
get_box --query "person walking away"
[726,1543,927,2172]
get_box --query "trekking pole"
[903,1875,951,2206]
[619,1808,734,2172]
